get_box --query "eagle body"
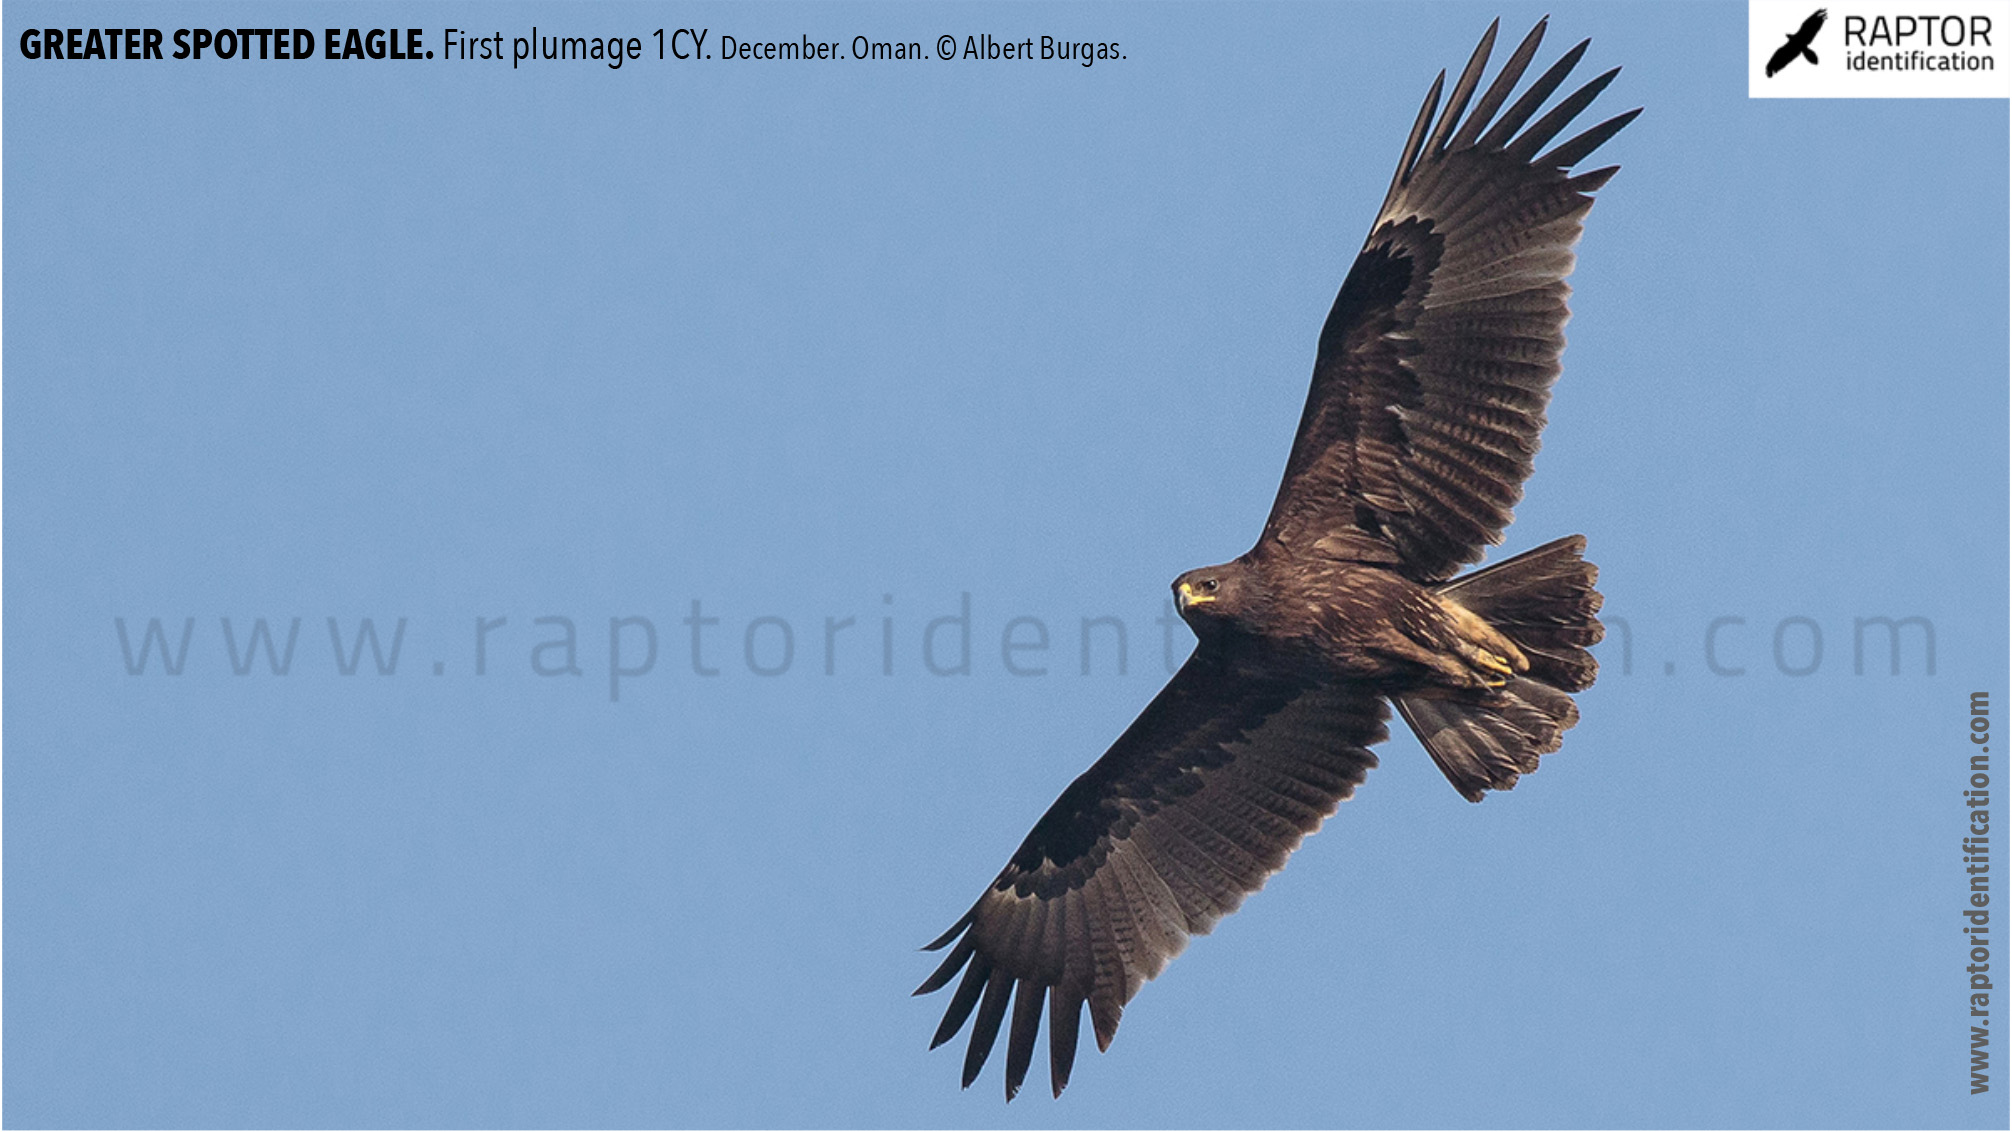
[1176,547,1524,690]
[918,19,1633,1100]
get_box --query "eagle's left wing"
[1259,20,1637,582]
[1796,8,1829,44]
[916,650,1386,1098]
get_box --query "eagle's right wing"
[916,651,1387,1099]
[1766,38,1804,76]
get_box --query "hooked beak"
[1177,581,1216,612]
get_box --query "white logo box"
[1750,0,2012,97]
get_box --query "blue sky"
[6,2,2007,1126]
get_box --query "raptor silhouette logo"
[1767,8,1827,76]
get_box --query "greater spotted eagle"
[917,18,1634,1099]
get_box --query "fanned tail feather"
[1397,535,1602,800]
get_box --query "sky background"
[5,1,2008,1127]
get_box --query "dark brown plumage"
[918,18,1633,1099]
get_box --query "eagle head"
[1173,560,1261,632]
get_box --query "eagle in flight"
[1766,9,1827,77]
[917,18,1634,1099]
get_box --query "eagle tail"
[1802,47,1818,65]
[1396,536,1603,801]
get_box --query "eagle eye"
[1202,578,1220,593]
